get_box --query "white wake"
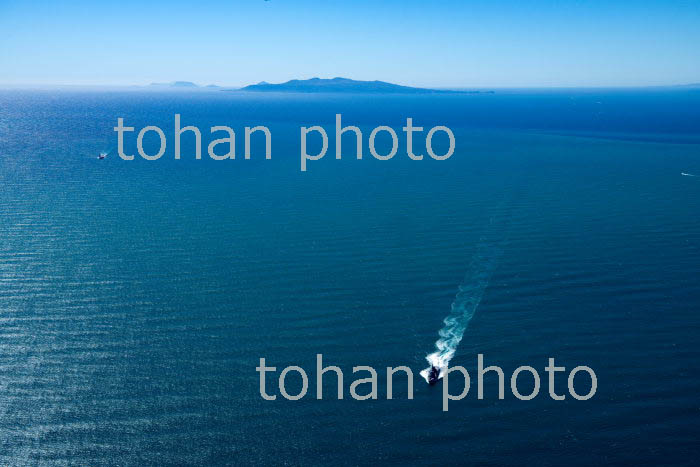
[421,211,511,384]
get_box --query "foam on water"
[421,200,515,383]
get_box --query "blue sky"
[1,0,699,87]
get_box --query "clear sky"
[1,0,699,87]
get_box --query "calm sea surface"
[0,89,699,465]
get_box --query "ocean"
[0,88,699,465]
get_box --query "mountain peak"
[238,77,452,94]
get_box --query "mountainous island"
[237,77,478,93]
[143,78,493,93]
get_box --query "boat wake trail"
[421,206,512,384]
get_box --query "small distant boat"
[681,172,695,177]
[98,152,107,160]
[427,366,441,385]
[425,365,447,385]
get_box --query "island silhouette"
[143,78,492,93]
[237,77,465,93]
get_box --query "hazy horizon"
[1,0,699,88]
[1,78,699,90]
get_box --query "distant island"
[236,77,488,94]
[150,81,198,88]
[139,78,493,93]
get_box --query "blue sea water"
[0,88,699,465]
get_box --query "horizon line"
[0,81,698,90]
